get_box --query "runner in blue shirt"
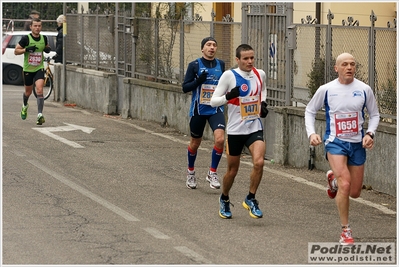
[182,37,226,190]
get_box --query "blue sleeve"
[182,61,199,93]
[220,60,225,73]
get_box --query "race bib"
[240,95,260,121]
[200,84,216,105]
[28,52,42,66]
[335,112,359,137]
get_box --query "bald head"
[335,53,355,66]
[334,52,356,84]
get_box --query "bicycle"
[33,56,54,100]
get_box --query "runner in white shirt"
[305,52,380,245]
[211,44,268,219]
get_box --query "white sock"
[332,178,338,189]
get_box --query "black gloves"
[25,45,37,53]
[225,86,240,100]
[43,46,51,53]
[260,101,268,118]
[196,70,207,85]
[25,46,51,53]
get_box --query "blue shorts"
[325,138,366,166]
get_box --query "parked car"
[2,31,57,85]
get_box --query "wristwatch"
[366,132,374,139]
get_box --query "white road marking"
[174,246,212,264]
[256,166,396,215]
[143,227,171,239]
[11,150,26,157]
[33,123,95,148]
[27,154,211,263]
[27,157,212,263]
[27,159,140,222]
[114,119,396,216]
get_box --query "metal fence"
[241,3,292,107]
[63,4,396,123]
[65,13,116,71]
[292,10,397,122]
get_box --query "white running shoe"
[186,171,197,189]
[206,171,221,189]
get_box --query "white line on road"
[33,129,85,148]
[33,123,96,148]
[143,227,171,239]
[27,159,213,264]
[11,149,26,157]
[114,119,396,216]
[174,246,213,264]
[255,166,396,215]
[27,159,140,221]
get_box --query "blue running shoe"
[242,197,263,218]
[219,196,232,219]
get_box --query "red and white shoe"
[326,170,337,199]
[339,227,355,245]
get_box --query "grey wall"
[54,66,397,196]
[272,107,396,196]
[54,65,118,114]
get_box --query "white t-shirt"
[305,78,380,143]
[211,67,267,135]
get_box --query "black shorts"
[226,130,264,156]
[189,111,225,138]
[23,69,45,86]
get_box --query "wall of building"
[293,2,396,27]
[196,2,396,26]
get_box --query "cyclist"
[14,18,51,125]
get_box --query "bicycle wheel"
[33,71,53,100]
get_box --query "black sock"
[23,93,29,106]
[342,224,350,230]
[247,192,255,200]
[221,194,229,201]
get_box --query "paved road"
[2,84,396,265]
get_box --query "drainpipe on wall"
[316,3,321,24]
[315,3,321,60]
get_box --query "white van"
[2,31,57,85]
